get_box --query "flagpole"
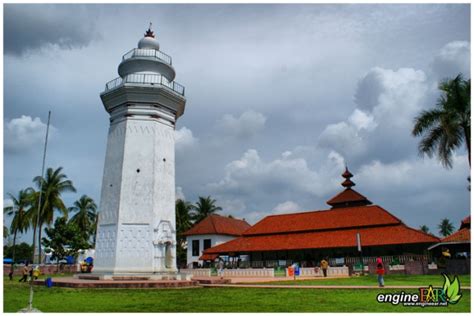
[25,110,51,312]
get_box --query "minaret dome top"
[138,23,160,50]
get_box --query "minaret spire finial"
[341,166,355,189]
[144,22,155,38]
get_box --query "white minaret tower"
[93,24,186,277]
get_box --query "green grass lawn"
[255,274,471,287]
[3,278,470,312]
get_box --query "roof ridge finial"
[144,22,155,38]
[341,166,355,189]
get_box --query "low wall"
[223,268,274,278]
[365,261,446,275]
[180,269,211,277]
[4,264,78,276]
[404,261,427,275]
[299,267,321,277]
[287,266,349,277]
[446,259,470,275]
[180,266,349,278]
[328,266,350,276]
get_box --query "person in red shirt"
[376,257,385,287]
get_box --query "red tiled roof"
[441,228,470,243]
[326,188,372,207]
[242,205,400,236]
[203,224,440,254]
[199,253,219,261]
[183,214,251,236]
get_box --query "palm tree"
[412,74,470,169]
[4,189,34,275]
[90,212,99,247]
[191,196,222,224]
[438,218,454,237]
[31,167,76,262]
[3,225,10,245]
[69,195,97,238]
[419,225,430,234]
[176,199,193,235]
[175,199,193,267]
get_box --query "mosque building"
[200,168,440,268]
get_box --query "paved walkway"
[33,277,198,289]
[194,276,349,284]
[200,283,471,290]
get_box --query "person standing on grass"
[376,257,385,287]
[18,262,29,282]
[320,258,329,277]
[218,259,225,278]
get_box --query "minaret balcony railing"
[122,48,172,65]
[104,74,185,96]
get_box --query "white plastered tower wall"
[93,25,186,276]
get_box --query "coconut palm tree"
[31,167,76,262]
[176,199,193,235]
[175,199,193,267]
[438,218,455,237]
[69,195,97,237]
[4,188,34,276]
[419,225,430,234]
[412,74,470,169]
[90,212,99,247]
[191,196,222,224]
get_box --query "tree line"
[419,218,456,237]
[4,167,98,269]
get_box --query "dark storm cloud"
[4,4,101,56]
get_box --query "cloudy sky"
[3,4,471,243]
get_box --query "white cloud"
[3,198,13,209]
[219,198,247,214]
[352,67,428,130]
[354,153,470,232]
[175,127,198,151]
[431,41,470,79]
[358,154,469,193]
[176,186,186,201]
[318,121,367,158]
[348,109,377,131]
[208,148,345,216]
[210,149,321,196]
[216,110,266,139]
[273,201,301,214]
[4,115,56,154]
[369,67,427,128]
[319,67,428,162]
[328,150,345,167]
